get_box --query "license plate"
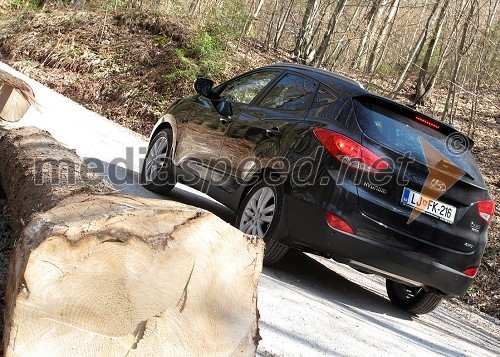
[401,188,456,224]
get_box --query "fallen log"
[0,127,264,355]
[0,69,40,122]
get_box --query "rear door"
[353,96,489,253]
[215,72,318,192]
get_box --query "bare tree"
[294,0,322,61]
[392,0,441,95]
[327,0,365,68]
[366,0,400,74]
[352,0,388,69]
[245,0,266,34]
[414,0,451,104]
[441,0,477,121]
[274,0,295,48]
[263,0,279,50]
[313,0,348,67]
[467,0,498,134]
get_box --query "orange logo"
[407,137,464,224]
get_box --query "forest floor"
[0,7,498,318]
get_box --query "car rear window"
[353,97,483,182]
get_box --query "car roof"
[254,63,465,138]
[263,62,366,96]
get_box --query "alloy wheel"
[239,187,276,237]
[145,136,169,183]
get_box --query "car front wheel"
[141,129,176,195]
[236,181,288,266]
[386,279,442,315]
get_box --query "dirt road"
[2,63,498,356]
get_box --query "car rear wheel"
[141,129,176,195]
[386,279,442,315]
[236,181,288,266]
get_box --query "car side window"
[218,71,278,105]
[312,85,337,108]
[258,73,317,111]
[307,85,341,120]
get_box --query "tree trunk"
[245,0,266,35]
[369,0,401,80]
[467,0,497,135]
[313,0,347,67]
[441,1,476,122]
[263,0,279,51]
[414,0,450,104]
[366,0,400,74]
[392,0,441,95]
[327,0,363,69]
[0,127,264,356]
[352,0,387,69]
[273,0,294,48]
[304,4,329,61]
[293,0,321,61]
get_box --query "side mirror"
[194,77,214,98]
[216,101,233,117]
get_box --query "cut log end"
[1,127,264,355]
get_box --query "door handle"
[220,116,233,125]
[266,127,283,138]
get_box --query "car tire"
[236,180,289,266]
[141,129,176,195]
[386,279,442,315]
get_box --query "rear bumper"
[320,228,473,296]
[284,196,476,297]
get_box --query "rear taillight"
[463,267,478,277]
[477,200,495,223]
[313,128,389,173]
[325,212,354,234]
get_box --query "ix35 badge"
[470,221,481,233]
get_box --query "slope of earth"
[0,7,498,318]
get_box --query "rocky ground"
[0,7,498,318]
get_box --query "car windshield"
[353,97,483,182]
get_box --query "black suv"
[142,63,494,314]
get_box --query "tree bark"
[414,0,450,104]
[352,0,387,69]
[245,0,266,35]
[263,0,279,51]
[366,0,400,74]
[0,127,264,356]
[441,1,476,121]
[293,0,321,61]
[313,0,347,68]
[273,0,294,48]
